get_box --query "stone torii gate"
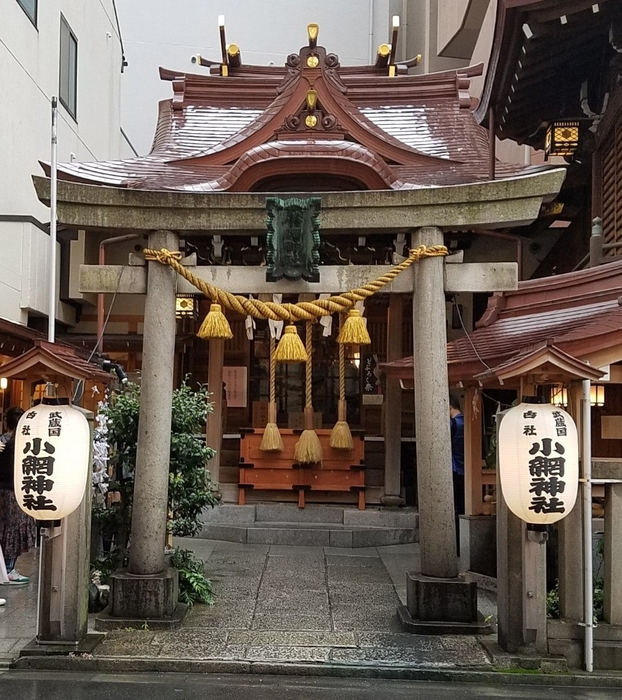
[35,168,564,626]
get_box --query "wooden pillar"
[411,226,458,579]
[496,410,526,652]
[382,293,404,507]
[206,339,225,490]
[463,386,483,516]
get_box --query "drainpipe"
[368,0,374,63]
[97,233,141,353]
[582,379,594,672]
[488,107,496,181]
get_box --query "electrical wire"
[451,296,494,373]
[73,266,126,403]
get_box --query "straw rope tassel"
[260,337,284,452]
[294,321,323,465]
[330,315,354,450]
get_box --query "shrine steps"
[198,504,419,548]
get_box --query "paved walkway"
[1,538,497,670]
[95,538,495,668]
[0,548,38,663]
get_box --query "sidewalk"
[5,538,622,686]
[2,538,497,671]
[0,548,38,665]
[92,538,496,669]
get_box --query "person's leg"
[4,556,16,572]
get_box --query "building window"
[59,16,78,119]
[17,0,37,25]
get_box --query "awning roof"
[382,258,622,383]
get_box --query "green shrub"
[92,378,217,583]
[171,547,214,607]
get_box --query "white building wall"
[0,0,128,328]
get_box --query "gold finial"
[308,23,319,48]
[227,43,241,68]
[375,44,391,69]
[306,90,318,112]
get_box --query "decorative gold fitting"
[306,54,319,68]
[227,43,241,68]
[388,65,396,77]
[307,23,319,48]
[305,115,318,129]
[375,43,391,69]
[306,90,318,112]
[221,64,229,77]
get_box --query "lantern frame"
[175,294,197,319]
[545,120,580,159]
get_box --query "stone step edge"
[204,521,417,531]
[11,655,620,687]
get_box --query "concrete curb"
[10,654,622,687]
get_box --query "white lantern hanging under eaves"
[498,402,579,525]
[14,402,90,521]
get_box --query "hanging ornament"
[260,337,284,452]
[274,324,309,363]
[197,302,233,340]
[498,402,579,525]
[330,315,354,450]
[294,321,323,464]
[337,308,371,345]
[14,402,91,521]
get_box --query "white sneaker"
[0,598,5,606]
[1,570,29,585]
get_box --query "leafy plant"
[547,576,605,623]
[92,378,217,577]
[171,547,214,607]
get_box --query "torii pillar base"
[398,573,493,635]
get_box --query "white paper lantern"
[498,402,578,525]
[13,403,90,521]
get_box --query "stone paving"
[94,538,495,669]
[0,537,497,670]
[0,548,38,664]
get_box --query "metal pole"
[48,97,58,344]
[582,379,594,672]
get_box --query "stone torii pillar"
[109,229,181,622]
[399,226,487,634]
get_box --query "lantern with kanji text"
[498,401,579,525]
[13,401,91,521]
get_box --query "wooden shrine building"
[34,23,565,514]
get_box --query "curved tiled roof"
[47,41,531,191]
